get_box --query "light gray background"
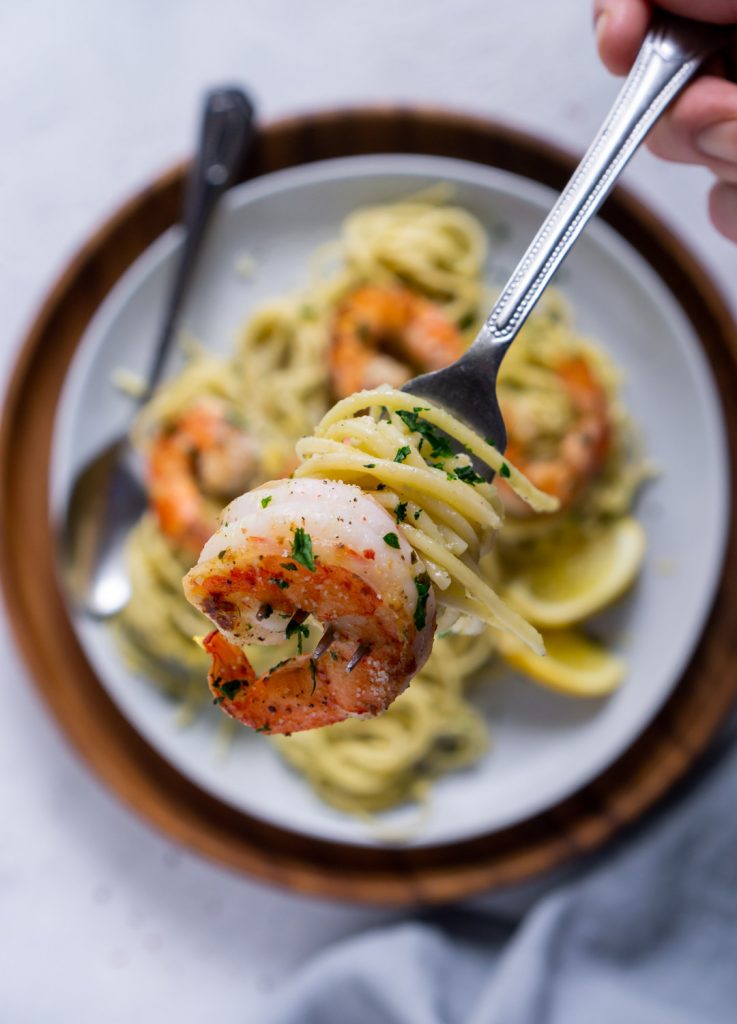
[1,2,736,1021]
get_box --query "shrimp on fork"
[183,478,437,734]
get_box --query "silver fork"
[403,12,731,456]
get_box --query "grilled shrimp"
[498,356,611,516]
[328,285,464,398]
[183,478,437,734]
[147,398,261,555]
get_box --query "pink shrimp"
[147,398,261,555]
[328,285,465,398]
[498,356,612,516]
[183,477,436,735]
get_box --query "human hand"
[594,0,737,241]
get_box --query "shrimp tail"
[203,627,417,735]
[204,628,257,706]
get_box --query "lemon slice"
[503,516,646,628]
[501,629,624,697]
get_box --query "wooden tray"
[2,107,737,906]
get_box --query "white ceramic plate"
[51,154,729,848]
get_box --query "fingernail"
[697,121,737,163]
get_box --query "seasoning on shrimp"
[183,477,437,734]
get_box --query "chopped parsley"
[414,509,421,520]
[383,532,400,549]
[453,464,485,485]
[280,562,299,571]
[286,617,310,654]
[220,679,246,700]
[266,657,290,676]
[394,501,407,523]
[291,527,316,571]
[224,409,248,429]
[260,495,272,509]
[309,659,317,694]
[329,650,339,661]
[485,437,497,448]
[270,577,289,589]
[413,573,432,630]
[500,462,511,478]
[396,408,453,459]
[457,310,476,331]
[394,445,411,463]
[363,463,376,469]
[256,724,272,733]
[217,549,227,559]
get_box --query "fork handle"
[474,12,729,352]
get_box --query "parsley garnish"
[383,532,400,549]
[266,658,290,676]
[329,650,339,661]
[414,573,432,630]
[280,562,299,571]
[217,549,227,559]
[394,501,407,523]
[457,310,476,330]
[414,509,421,520]
[261,495,272,509]
[270,577,289,589]
[256,724,272,733]
[396,409,453,459]
[500,462,511,478]
[453,464,485,485]
[485,437,498,448]
[286,617,310,654]
[224,409,248,429]
[363,463,376,469]
[220,679,246,700]
[291,528,316,571]
[394,446,411,463]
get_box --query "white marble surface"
[1,1,735,1020]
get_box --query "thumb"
[595,0,737,76]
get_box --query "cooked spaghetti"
[116,188,648,815]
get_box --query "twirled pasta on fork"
[183,387,556,734]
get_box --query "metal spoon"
[60,87,256,617]
[403,13,732,455]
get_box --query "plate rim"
[3,105,737,904]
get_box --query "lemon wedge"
[501,629,624,697]
[503,516,646,629]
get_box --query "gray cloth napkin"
[263,724,737,1024]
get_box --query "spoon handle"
[474,12,729,353]
[144,87,256,398]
